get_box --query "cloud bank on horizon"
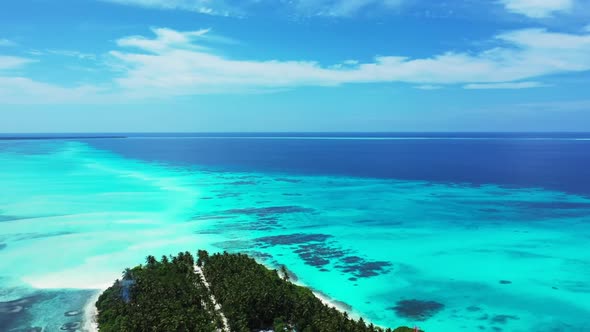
[106,27,590,96]
[100,0,410,17]
[100,0,581,19]
[500,0,574,18]
[0,0,590,104]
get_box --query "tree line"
[96,250,419,332]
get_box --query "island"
[95,250,418,332]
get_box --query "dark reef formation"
[274,178,302,183]
[224,205,315,217]
[60,321,81,331]
[391,299,445,321]
[0,291,93,332]
[256,233,393,280]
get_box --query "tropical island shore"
[93,250,418,331]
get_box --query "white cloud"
[2,26,590,103]
[99,0,589,19]
[117,28,211,52]
[464,81,548,89]
[0,58,104,104]
[0,56,34,70]
[107,27,590,96]
[100,0,238,16]
[499,0,573,18]
[47,50,97,60]
[0,39,16,47]
[0,77,106,104]
[343,59,359,65]
[414,84,443,90]
[100,0,406,17]
[294,0,405,16]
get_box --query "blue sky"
[1,0,589,132]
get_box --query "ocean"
[1,133,589,331]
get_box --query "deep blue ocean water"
[81,132,590,195]
[1,133,589,332]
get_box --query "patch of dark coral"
[491,315,519,324]
[0,301,24,314]
[217,192,241,199]
[224,206,315,217]
[342,256,362,264]
[195,229,222,235]
[256,233,392,278]
[228,181,257,186]
[390,299,445,321]
[0,296,40,331]
[354,219,404,227]
[275,178,302,183]
[60,321,81,331]
[256,233,332,246]
[222,221,278,232]
[258,216,279,226]
[224,215,284,232]
[0,215,22,222]
[213,240,251,250]
[294,243,347,268]
[336,260,393,278]
[209,203,307,232]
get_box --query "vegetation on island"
[96,252,222,331]
[96,250,418,332]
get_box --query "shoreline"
[81,283,361,332]
[310,289,361,320]
[81,256,368,331]
[269,262,362,321]
[82,290,102,332]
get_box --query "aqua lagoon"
[1,134,589,331]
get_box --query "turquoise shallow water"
[1,140,590,331]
